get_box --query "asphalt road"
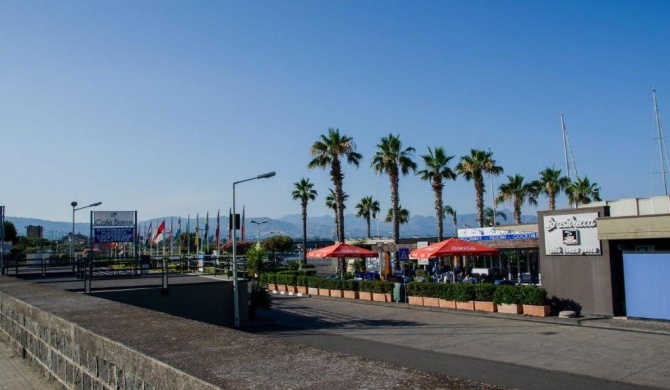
[251,295,667,390]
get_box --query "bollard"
[84,260,92,294]
[161,259,169,295]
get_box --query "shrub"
[381,281,395,294]
[422,282,442,298]
[360,280,375,293]
[474,284,497,302]
[277,273,297,286]
[259,273,276,285]
[307,276,322,288]
[520,286,548,305]
[415,269,427,278]
[438,283,456,301]
[406,282,421,296]
[343,272,355,280]
[493,285,522,305]
[249,280,271,319]
[453,283,476,302]
[343,279,359,291]
[296,275,308,287]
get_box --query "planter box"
[438,299,456,309]
[456,301,475,310]
[358,291,373,301]
[408,296,423,306]
[385,293,392,303]
[372,293,386,302]
[329,289,343,298]
[318,288,330,297]
[423,297,440,307]
[497,303,522,314]
[285,285,297,293]
[474,301,497,313]
[277,284,287,292]
[268,283,277,292]
[523,304,551,317]
[296,286,308,294]
[343,290,358,299]
[308,287,319,296]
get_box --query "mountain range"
[6,209,538,241]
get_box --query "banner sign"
[93,227,135,243]
[92,211,135,227]
[543,212,601,256]
[459,227,538,241]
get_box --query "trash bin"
[393,282,405,303]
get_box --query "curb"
[270,290,310,297]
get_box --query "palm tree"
[417,147,457,241]
[483,207,507,227]
[456,149,504,227]
[495,174,539,224]
[443,205,457,236]
[565,176,602,207]
[371,133,417,244]
[355,196,380,239]
[292,178,318,267]
[326,189,348,237]
[536,167,571,210]
[385,205,410,224]
[308,128,362,243]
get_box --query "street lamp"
[249,219,267,243]
[232,171,276,327]
[71,201,102,260]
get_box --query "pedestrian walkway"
[0,335,59,390]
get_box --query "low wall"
[0,282,221,390]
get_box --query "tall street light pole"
[249,219,267,243]
[232,171,275,328]
[71,201,102,260]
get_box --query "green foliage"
[297,275,308,287]
[493,285,522,304]
[474,284,497,302]
[406,282,421,296]
[307,276,322,288]
[438,283,457,301]
[259,273,276,285]
[343,272,355,280]
[453,283,476,302]
[245,244,267,278]
[262,234,295,253]
[276,272,297,286]
[422,282,441,298]
[343,279,359,291]
[2,221,18,244]
[415,269,426,278]
[286,260,300,270]
[520,286,548,305]
[360,280,375,293]
[249,280,271,319]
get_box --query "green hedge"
[259,273,276,285]
[453,283,476,302]
[307,276,322,288]
[342,279,359,291]
[474,284,497,302]
[438,283,457,301]
[276,273,297,286]
[360,280,375,293]
[493,285,521,304]
[520,286,548,305]
[296,275,309,287]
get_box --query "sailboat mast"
[652,88,669,196]
[561,114,571,180]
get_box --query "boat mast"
[560,114,579,180]
[652,88,669,196]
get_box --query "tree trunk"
[366,215,371,239]
[475,178,485,228]
[434,178,444,241]
[390,172,400,244]
[301,201,308,267]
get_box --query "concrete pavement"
[0,334,59,390]
[254,295,670,390]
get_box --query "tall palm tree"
[565,176,602,207]
[292,178,317,267]
[495,174,539,224]
[456,149,504,227]
[483,207,507,227]
[385,205,410,224]
[417,146,457,241]
[308,128,362,243]
[443,205,457,236]
[536,167,571,210]
[326,189,348,238]
[355,196,380,239]
[371,133,417,244]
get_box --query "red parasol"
[306,242,378,258]
[409,237,499,259]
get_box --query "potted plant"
[372,281,386,302]
[330,278,344,298]
[453,283,476,310]
[307,276,320,296]
[260,273,277,292]
[474,283,497,312]
[438,283,456,309]
[407,282,424,305]
[521,286,550,316]
[296,275,308,295]
[422,282,441,307]
[318,278,331,297]
[359,280,374,301]
[342,279,359,299]
[281,272,298,293]
[493,285,522,314]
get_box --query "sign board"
[543,212,601,255]
[1,242,11,254]
[93,227,135,243]
[92,211,135,227]
[417,241,428,249]
[397,248,410,261]
[459,227,539,241]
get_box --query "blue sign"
[93,227,135,243]
[461,233,539,241]
[397,248,410,261]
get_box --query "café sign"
[543,212,601,256]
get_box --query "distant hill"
[6,209,537,240]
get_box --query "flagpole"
[187,215,191,257]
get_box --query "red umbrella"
[410,237,499,259]
[306,242,378,258]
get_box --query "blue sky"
[2,1,670,223]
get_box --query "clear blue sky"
[2,1,670,223]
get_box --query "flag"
[228,208,232,242]
[168,219,173,249]
[184,215,190,249]
[175,217,182,242]
[195,213,200,251]
[153,220,166,244]
[215,210,220,249]
[205,211,210,250]
[241,205,245,241]
[145,223,153,246]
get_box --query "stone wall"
[0,291,219,390]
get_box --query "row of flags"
[142,207,248,251]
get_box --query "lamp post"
[249,219,267,243]
[71,201,102,261]
[232,171,275,327]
